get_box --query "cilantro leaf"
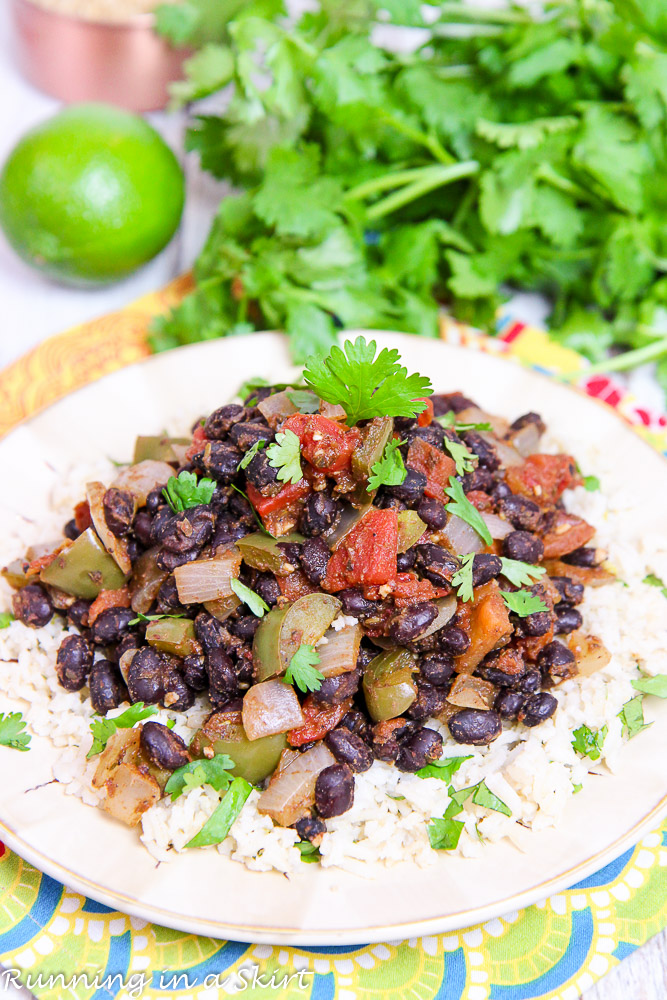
[266,429,303,485]
[444,477,492,546]
[87,703,158,759]
[186,776,253,849]
[0,712,31,751]
[128,611,185,626]
[238,376,269,403]
[230,578,270,618]
[163,470,216,512]
[237,438,266,471]
[287,390,320,414]
[571,724,608,761]
[416,755,472,781]
[367,438,407,492]
[583,475,600,492]
[500,589,548,617]
[303,336,432,427]
[437,412,493,433]
[443,436,475,476]
[297,840,322,863]
[451,553,475,603]
[499,558,546,588]
[632,674,667,698]
[282,644,324,693]
[644,573,667,599]
[0,612,14,629]
[572,782,583,794]
[472,780,512,817]
[427,816,465,851]
[165,753,236,801]
[618,696,652,739]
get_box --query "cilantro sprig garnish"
[0,712,31,751]
[87,703,158,759]
[165,753,236,801]
[237,438,266,471]
[438,412,492,434]
[499,558,546,588]
[416,755,472,782]
[230,578,270,618]
[303,336,432,427]
[266,429,303,484]
[443,437,475,476]
[618,696,651,739]
[297,840,322,863]
[451,554,475,603]
[128,611,185,626]
[427,778,511,851]
[185,776,253,849]
[500,589,548,617]
[444,477,492,546]
[632,674,667,698]
[0,613,14,629]
[644,573,667,599]
[367,438,407,492]
[282,644,324,693]
[571,724,608,761]
[163,470,216,512]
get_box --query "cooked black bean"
[156,506,215,554]
[103,488,135,538]
[419,652,455,686]
[145,489,164,514]
[149,506,173,543]
[294,815,326,842]
[497,494,542,531]
[199,441,243,483]
[183,653,208,690]
[299,492,342,537]
[519,611,553,637]
[415,544,459,587]
[254,573,281,608]
[491,481,513,501]
[63,518,81,540]
[127,647,165,704]
[206,648,239,706]
[114,631,141,662]
[56,634,94,691]
[397,548,417,572]
[229,491,256,523]
[476,664,519,688]
[312,669,361,705]
[431,392,475,415]
[511,411,546,435]
[154,576,183,615]
[370,719,416,761]
[12,584,53,628]
[91,607,135,646]
[204,404,247,439]
[126,538,143,563]
[383,468,427,506]
[299,538,330,585]
[555,605,583,634]
[67,599,91,630]
[519,691,557,726]
[448,708,502,745]
[229,422,274,452]
[495,689,524,720]
[228,615,261,642]
[356,644,377,670]
[325,728,373,772]
[244,451,280,492]
[156,548,200,572]
[417,497,447,530]
[339,589,382,620]
[537,641,576,678]
[376,494,407,512]
[462,467,494,493]
[210,484,231,512]
[407,682,447,720]
[520,669,542,694]
[389,602,438,644]
[315,763,355,818]
[462,431,500,470]
[562,547,599,567]
[472,554,503,587]
[395,726,443,771]
[407,422,446,449]
[437,624,470,655]
[140,721,191,770]
[162,660,195,711]
[89,658,127,714]
[210,513,251,551]
[132,510,154,548]
[340,709,373,744]
[550,576,584,605]
[503,530,544,563]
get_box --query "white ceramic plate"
[0,331,665,946]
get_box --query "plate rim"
[1,329,666,945]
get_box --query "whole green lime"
[0,103,185,285]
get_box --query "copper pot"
[9,0,190,112]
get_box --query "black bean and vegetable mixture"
[4,338,613,845]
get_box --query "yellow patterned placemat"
[0,288,666,1000]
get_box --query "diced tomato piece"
[246,480,311,516]
[88,586,131,625]
[466,490,493,511]
[415,398,434,427]
[506,454,579,506]
[287,696,352,747]
[540,512,594,558]
[391,572,448,607]
[323,508,398,591]
[283,414,360,473]
[185,423,208,462]
[277,570,318,602]
[407,437,456,503]
[74,500,92,533]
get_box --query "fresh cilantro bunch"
[151,0,667,396]
[163,470,216,512]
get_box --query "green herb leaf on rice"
[571,723,608,761]
[185,776,253,848]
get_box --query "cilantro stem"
[536,163,609,209]
[560,336,667,381]
[435,2,534,23]
[345,165,451,202]
[367,161,480,221]
[376,110,455,166]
